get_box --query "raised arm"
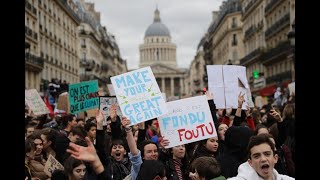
[121,117,139,156]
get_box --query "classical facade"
[139,8,187,99]
[211,0,244,65]
[240,0,267,91]
[39,0,81,86]
[25,0,127,94]
[77,1,127,93]
[240,0,295,96]
[25,0,43,91]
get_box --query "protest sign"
[207,65,254,109]
[111,66,167,125]
[158,95,217,148]
[68,80,99,114]
[107,84,116,96]
[44,154,64,177]
[99,96,122,126]
[25,89,50,115]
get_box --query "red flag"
[44,96,54,118]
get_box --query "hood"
[228,162,294,180]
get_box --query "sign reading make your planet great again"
[111,66,168,126]
[158,95,218,148]
[68,80,99,114]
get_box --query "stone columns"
[180,77,184,95]
[161,77,165,93]
[171,77,174,97]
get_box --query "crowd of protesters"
[25,86,295,180]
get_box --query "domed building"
[139,8,187,99]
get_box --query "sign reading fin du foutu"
[111,66,167,126]
[68,80,99,114]
[158,95,217,148]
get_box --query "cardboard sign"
[158,95,217,148]
[68,80,99,114]
[111,66,167,125]
[99,96,122,126]
[25,89,50,115]
[207,65,254,109]
[44,154,64,177]
[57,93,69,113]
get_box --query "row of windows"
[44,66,78,84]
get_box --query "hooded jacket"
[228,161,294,180]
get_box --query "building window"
[232,34,237,46]
[232,17,237,28]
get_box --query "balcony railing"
[262,41,290,62]
[240,48,261,65]
[265,0,284,15]
[25,53,44,68]
[244,25,256,40]
[265,13,290,39]
[266,71,292,84]
[58,0,81,22]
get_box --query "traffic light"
[253,70,259,79]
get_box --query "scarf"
[114,157,131,177]
[173,159,183,180]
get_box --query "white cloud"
[92,0,223,70]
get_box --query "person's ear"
[274,153,279,163]
[248,159,253,167]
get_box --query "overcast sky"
[91,0,224,70]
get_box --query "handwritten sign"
[25,89,50,115]
[111,66,167,125]
[99,96,122,126]
[44,154,64,177]
[207,65,254,109]
[158,95,217,148]
[68,80,99,114]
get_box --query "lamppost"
[287,19,295,81]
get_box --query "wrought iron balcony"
[262,41,290,62]
[240,48,261,65]
[265,13,290,39]
[244,25,256,40]
[265,0,284,15]
[266,71,291,84]
[25,53,44,70]
[58,0,81,22]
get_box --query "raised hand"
[109,104,118,121]
[96,110,104,125]
[159,136,170,148]
[205,91,214,100]
[121,116,131,128]
[238,92,245,108]
[67,137,98,163]
[270,108,282,122]
[245,105,251,117]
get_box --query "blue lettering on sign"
[161,112,205,129]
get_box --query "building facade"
[25,0,127,94]
[240,0,267,92]
[187,37,206,96]
[25,0,44,91]
[139,8,187,99]
[240,0,295,96]
[212,0,244,65]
